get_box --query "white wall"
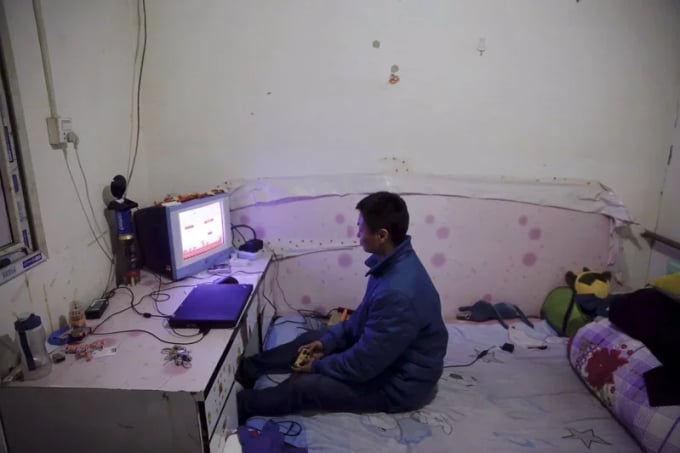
[656,109,680,242]
[648,107,680,280]
[143,0,680,287]
[0,0,679,338]
[0,0,148,336]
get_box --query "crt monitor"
[134,193,233,280]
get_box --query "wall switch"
[46,116,72,147]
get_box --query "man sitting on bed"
[236,191,449,423]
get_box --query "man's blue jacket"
[313,236,449,411]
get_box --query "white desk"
[0,254,273,453]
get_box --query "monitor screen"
[166,193,233,280]
[178,200,225,260]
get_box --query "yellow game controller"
[294,348,310,368]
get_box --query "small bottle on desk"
[69,300,87,340]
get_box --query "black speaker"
[133,205,172,278]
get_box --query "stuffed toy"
[565,268,611,298]
[541,267,616,337]
[648,271,680,298]
[564,267,614,318]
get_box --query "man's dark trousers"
[236,331,392,423]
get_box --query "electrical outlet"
[46,116,72,147]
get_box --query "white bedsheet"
[245,316,641,452]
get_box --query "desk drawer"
[205,332,243,436]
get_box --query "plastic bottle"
[14,313,52,380]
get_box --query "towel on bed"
[238,420,308,453]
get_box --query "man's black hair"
[356,192,409,245]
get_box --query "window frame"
[0,0,48,285]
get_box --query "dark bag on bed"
[609,287,680,406]
[540,286,591,337]
[457,301,534,329]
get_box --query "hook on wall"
[477,37,486,56]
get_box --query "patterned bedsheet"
[568,318,680,453]
[245,315,642,452]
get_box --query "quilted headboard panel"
[232,193,610,320]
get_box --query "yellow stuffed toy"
[649,272,680,297]
[565,267,613,317]
[566,268,612,299]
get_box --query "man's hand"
[298,340,324,360]
[291,356,315,373]
[291,340,323,373]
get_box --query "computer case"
[133,206,172,278]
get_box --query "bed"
[242,314,642,452]
[226,175,641,451]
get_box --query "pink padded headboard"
[233,194,610,320]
